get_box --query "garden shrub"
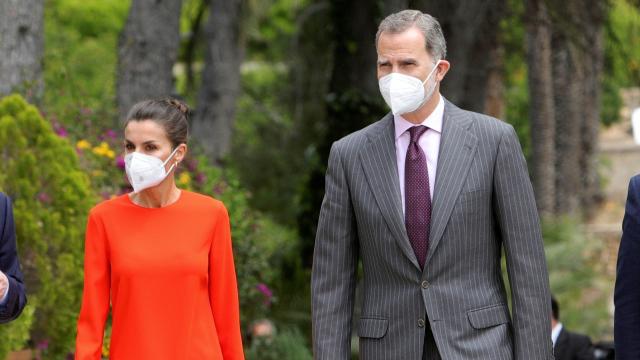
[245,327,312,360]
[189,155,298,331]
[0,94,96,359]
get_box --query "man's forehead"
[377,54,420,62]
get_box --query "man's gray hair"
[376,10,447,61]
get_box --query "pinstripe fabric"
[311,100,554,360]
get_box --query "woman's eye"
[146,145,156,151]
[125,144,134,150]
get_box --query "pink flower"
[37,192,51,204]
[116,155,126,169]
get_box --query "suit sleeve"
[574,333,595,360]
[614,175,640,359]
[75,211,111,360]
[0,194,27,323]
[209,204,244,360]
[311,142,359,360]
[493,125,554,359]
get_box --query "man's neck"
[402,91,441,125]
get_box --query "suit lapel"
[554,328,569,360]
[424,101,478,268]
[359,114,421,271]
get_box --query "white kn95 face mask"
[378,60,441,116]
[124,147,180,193]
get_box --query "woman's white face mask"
[378,60,441,116]
[124,146,180,193]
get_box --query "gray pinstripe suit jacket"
[311,100,554,360]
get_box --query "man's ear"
[436,60,451,81]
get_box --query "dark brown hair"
[124,98,190,148]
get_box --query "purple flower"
[105,129,118,139]
[186,159,198,172]
[50,119,67,138]
[195,172,207,185]
[212,183,227,196]
[55,126,68,138]
[116,155,126,169]
[256,283,273,306]
[37,339,49,350]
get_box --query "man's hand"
[0,271,8,300]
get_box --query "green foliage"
[0,303,35,359]
[543,217,611,339]
[501,0,531,158]
[603,0,640,125]
[245,327,312,360]
[232,63,310,227]
[189,155,298,330]
[44,0,129,134]
[245,0,309,61]
[0,94,96,358]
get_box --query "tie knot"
[408,126,428,144]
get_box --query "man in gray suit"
[311,10,553,360]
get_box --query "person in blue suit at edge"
[615,174,640,359]
[0,192,27,323]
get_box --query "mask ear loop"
[421,60,441,85]
[162,146,182,174]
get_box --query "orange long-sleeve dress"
[75,191,244,359]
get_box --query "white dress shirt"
[395,95,444,214]
[551,323,563,347]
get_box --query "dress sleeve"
[75,210,110,360]
[209,203,244,359]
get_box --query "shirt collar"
[394,94,445,140]
[551,323,563,346]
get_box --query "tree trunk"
[0,0,44,101]
[192,0,244,164]
[412,0,506,114]
[525,0,556,216]
[552,24,583,214]
[117,0,183,120]
[579,1,607,218]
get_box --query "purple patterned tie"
[405,126,431,269]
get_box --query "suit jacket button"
[421,280,429,289]
[418,318,425,328]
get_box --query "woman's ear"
[175,143,188,164]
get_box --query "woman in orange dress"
[75,99,244,359]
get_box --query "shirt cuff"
[0,282,9,306]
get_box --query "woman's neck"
[130,179,181,208]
